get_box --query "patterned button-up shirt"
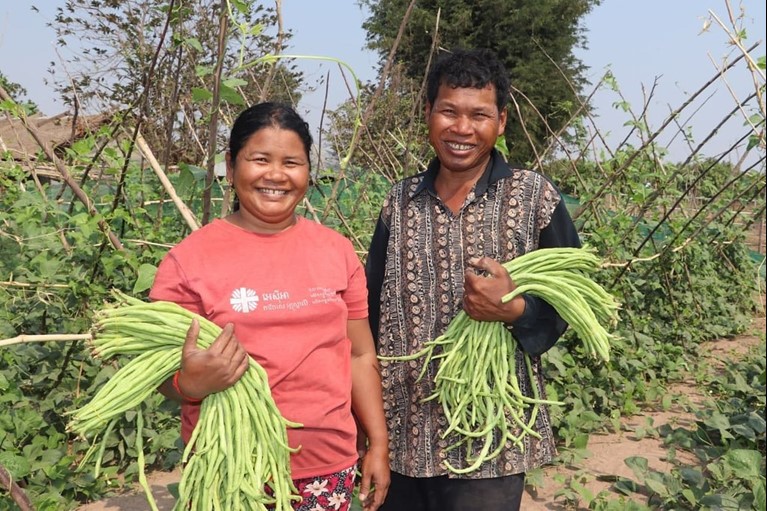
[365,150,581,479]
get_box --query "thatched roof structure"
[0,112,111,161]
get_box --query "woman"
[150,102,390,511]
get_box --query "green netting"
[562,193,765,278]
[562,193,580,216]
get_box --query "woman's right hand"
[175,319,250,400]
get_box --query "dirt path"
[77,317,765,511]
[521,315,764,510]
[520,388,702,510]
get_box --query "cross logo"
[230,287,259,313]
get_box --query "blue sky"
[1,1,765,162]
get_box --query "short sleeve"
[149,253,205,316]
[341,242,368,320]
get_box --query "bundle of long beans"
[68,290,301,511]
[380,246,620,474]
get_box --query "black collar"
[410,148,514,201]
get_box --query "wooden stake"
[0,333,92,348]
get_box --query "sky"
[1,1,765,163]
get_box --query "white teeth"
[447,143,472,151]
[258,188,287,195]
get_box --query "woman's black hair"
[229,102,313,170]
[425,47,510,111]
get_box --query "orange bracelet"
[172,370,202,403]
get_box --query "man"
[365,47,581,510]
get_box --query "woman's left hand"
[357,444,390,510]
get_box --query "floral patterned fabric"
[291,464,357,511]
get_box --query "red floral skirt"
[291,464,357,511]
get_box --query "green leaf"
[219,83,245,105]
[248,23,264,36]
[195,65,213,77]
[70,137,95,156]
[731,423,756,440]
[660,392,673,411]
[704,410,732,431]
[191,87,213,102]
[37,257,63,279]
[494,135,509,159]
[174,165,198,197]
[746,412,766,433]
[222,77,248,88]
[644,476,669,497]
[133,264,158,294]
[0,452,32,478]
[624,456,649,477]
[723,449,762,480]
[754,479,766,511]
[178,163,208,183]
[230,0,249,15]
[184,37,203,52]
[570,478,594,503]
[571,433,589,449]
[678,467,704,486]
[681,488,698,507]
[699,493,742,508]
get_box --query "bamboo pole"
[135,131,201,231]
[0,281,69,289]
[0,333,92,348]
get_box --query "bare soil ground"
[77,312,766,511]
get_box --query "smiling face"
[426,84,507,177]
[226,126,310,233]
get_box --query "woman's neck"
[225,212,298,234]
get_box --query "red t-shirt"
[149,217,367,479]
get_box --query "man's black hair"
[426,47,510,111]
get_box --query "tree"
[0,72,39,114]
[343,0,600,167]
[49,0,304,167]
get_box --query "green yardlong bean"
[68,289,301,510]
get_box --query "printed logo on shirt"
[229,287,314,313]
[230,287,259,313]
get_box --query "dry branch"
[578,43,760,221]
[0,464,33,511]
